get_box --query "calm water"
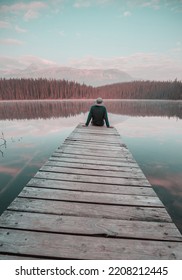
[0,100,182,233]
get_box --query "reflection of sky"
[0,102,182,233]
[0,116,82,213]
[114,115,182,232]
[115,116,182,139]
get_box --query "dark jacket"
[85,105,110,127]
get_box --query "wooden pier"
[0,124,182,259]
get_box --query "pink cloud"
[148,175,182,197]
[0,20,11,28]
[0,166,21,176]
[68,52,182,80]
[0,38,24,45]
[15,25,27,33]
[0,1,48,21]
[0,55,57,71]
[0,1,47,13]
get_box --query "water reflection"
[0,100,182,120]
[0,100,182,234]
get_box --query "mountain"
[0,65,133,86]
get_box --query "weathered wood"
[34,171,151,186]
[69,133,121,139]
[55,148,133,159]
[75,127,119,134]
[1,211,181,241]
[65,139,122,147]
[49,156,139,168]
[62,141,126,150]
[60,143,129,153]
[0,123,181,260]
[0,228,181,259]
[27,178,156,196]
[40,165,146,179]
[67,136,122,144]
[52,153,137,163]
[46,159,141,172]
[0,254,40,260]
[7,197,173,222]
[70,126,120,134]
[19,187,163,207]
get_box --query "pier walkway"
[0,124,182,259]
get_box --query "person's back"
[85,97,110,128]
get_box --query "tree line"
[0,78,182,100]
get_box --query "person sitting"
[85,97,112,128]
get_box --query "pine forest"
[0,78,182,100]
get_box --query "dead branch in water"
[0,132,7,157]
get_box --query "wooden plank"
[0,228,181,259]
[52,152,136,165]
[75,129,119,135]
[62,141,127,150]
[69,129,119,136]
[77,124,115,130]
[71,133,122,141]
[70,126,119,134]
[62,143,126,152]
[0,254,40,260]
[49,156,139,168]
[40,165,146,179]
[67,136,122,144]
[8,197,173,222]
[65,139,122,147]
[19,187,164,207]
[52,152,136,163]
[46,159,141,172]
[1,211,181,241]
[68,130,120,136]
[27,178,156,196]
[56,147,131,158]
[45,158,143,174]
[74,131,119,137]
[34,171,151,186]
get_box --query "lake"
[0,99,182,233]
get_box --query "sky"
[0,0,182,80]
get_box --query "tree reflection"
[0,100,181,120]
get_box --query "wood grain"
[0,123,181,260]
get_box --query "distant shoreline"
[0,98,182,102]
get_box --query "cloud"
[15,25,27,33]
[0,51,181,80]
[0,21,27,33]
[72,0,181,11]
[21,55,58,67]
[0,1,48,20]
[0,1,47,13]
[140,0,160,9]
[68,52,182,80]
[123,11,132,16]
[0,20,11,28]
[0,38,25,45]
[59,30,65,36]
[24,9,39,20]
[73,0,91,8]
[73,0,114,8]
[0,55,58,72]
[149,174,182,196]
[75,32,81,37]
[0,166,21,176]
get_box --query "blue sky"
[0,0,182,80]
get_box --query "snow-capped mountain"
[0,64,133,86]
